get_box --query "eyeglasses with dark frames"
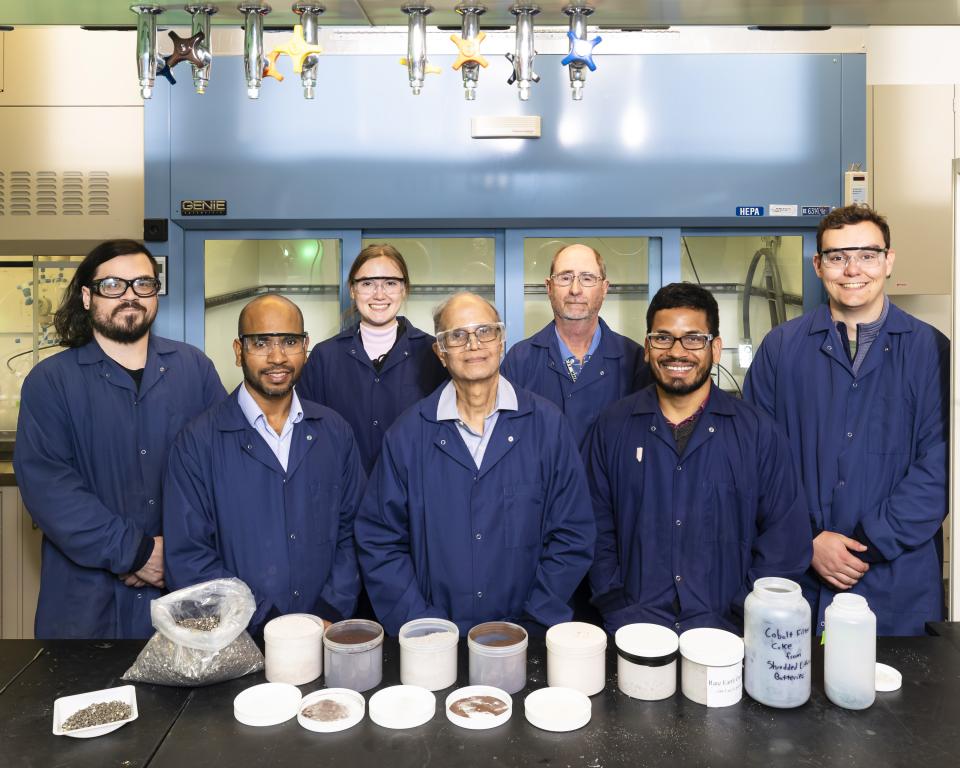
[646,333,714,350]
[89,276,161,298]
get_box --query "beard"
[651,355,713,396]
[89,300,155,344]
[241,357,298,399]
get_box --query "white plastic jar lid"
[297,688,365,733]
[545,621,607,657]
[678,628,744,667]
[234,683,302,727]
[264,614,323,642]
[524,687,591,732]
[615,623,679,660]
[369,685,436,729]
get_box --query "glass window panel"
[680,235,804,393]
[0,255,79,432]
[359,237,496,334]
[522,237,650,341]
[204,239,341,391]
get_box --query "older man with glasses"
[14,239,225,639]
[355,291,595,635]
[585,282,810,634]
[502,243,649,450]
[163,293,365,635]
[744,205,950,637]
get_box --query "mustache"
[111,301,145,316]
[262,366,294,374]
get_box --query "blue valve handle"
[158,55,177,85]
[561,30,601,72]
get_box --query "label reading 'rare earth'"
[706,665,743,707]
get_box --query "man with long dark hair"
[14,239,225,638]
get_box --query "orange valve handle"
[451,30,488,70]
[269,24,323,75]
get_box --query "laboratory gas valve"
[238,2,271,99]
[451,5,488,101]
[506,5,540,101]
[561,5,601,101]
[132,4,165,99]
[400,5,441,95]
[293,4,326,99]
[183,5,217,94]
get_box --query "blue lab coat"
[743,303,950,636]
[163,387,366,634]
[297,319,448,474]
[501,318,650,449]
[585,383,812,635]
[355,381,596,635]
[13,336,225,639]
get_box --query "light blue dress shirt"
[436,376,519,469]
[237,383,304,472]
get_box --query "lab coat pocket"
[308,482,341,544]
[867,396,909,455]
[702,481,752,545]
[503,482,545,548]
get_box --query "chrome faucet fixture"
[506,5,540,101]
[185,5,217,94]
[401,5,439,95]
[294,3,325,99]
[238,3,271,99]
[452,4,487,101]
[561,5,601,101]
[132,4,163,99]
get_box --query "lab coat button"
[599,370,605,376]
[650,425,656,432]
[140,449,147,455]
[374,378,380,383]
[306,434,313,441]
[373,420,379,426]
[289,533,296,540]
[440,439,446,445]
[475,533,482,540]
[675,575,683,583]
[676,519,681,526]
[708,426,715,433]
[293,590,300,597]
[148,499,155,505]
[676,465,682,471]
[847,432,853,438]
[852,382,858,389]
[507,435,514,442]
[838,480,845,488]
[675,622,681,630]
[476,591,483,598]
[137,593,143,599]
[160,366,166,373]
[350,349,357,355]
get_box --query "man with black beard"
[14,240,225,638]
[163,294,365,634]
[583,283,811,634]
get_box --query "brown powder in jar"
[301,698,350,722]
[326,627,380,644]
[449,695,508,718]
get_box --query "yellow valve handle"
[269,24,323,75]
[263,50,285,82]
[399,57,442,75]
[451,31,489,70]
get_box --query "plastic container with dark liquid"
[323,619,384,692]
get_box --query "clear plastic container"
[323,619,384,693]
[399,618,459,691]
[744,577,811,708]
[467,622,528,695]
[824,593,876,710]
[546,622,607,696]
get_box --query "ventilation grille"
[0,170,111,217]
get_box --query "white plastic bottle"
[824,593,876,710]
[744,577,811,708]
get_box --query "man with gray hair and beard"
[14,239,224,639]
[356,291,595,635]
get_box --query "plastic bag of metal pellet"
[122,577,264,687]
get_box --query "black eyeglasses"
[90,276,161,298]
[646,333,714,350]
[239,333,308,356]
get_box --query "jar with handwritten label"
[744,577,811,708]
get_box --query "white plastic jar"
[744,577,811,708]
[678,627,744,707]
[264,613,324,686]
[615,623,679,700]
[545,622,607,696]
[399,618,459,691]
[824,593,876,710]
[467,621,528,695]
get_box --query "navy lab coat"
[297,319,448,473]
[355,382,596,635]
[585,384,812,635]
[13,336,225,639]
[501,318,650,449]
[163,388,366,634]
[743,303,950,636]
